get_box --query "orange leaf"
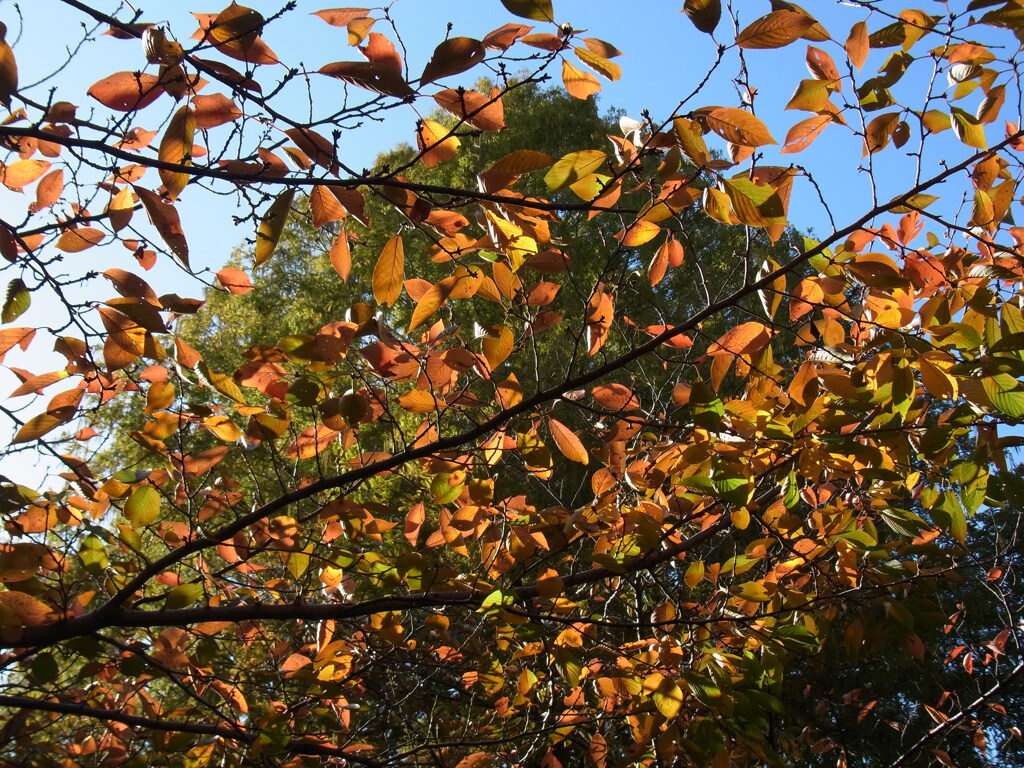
[615,220,660,247]
[736,10,815,49]
[592,383,639,411]
[191,93,242,128]
[330,229,351,281]
[548,417,589,464]
[705,107,776,147]
[29,169,63,213]
[404,502,425,546]
[88,71,164,111]
[846,21,869,69]
[217,267,253,295]
[372,235,404,306]
[0,159,50,190]
[417,120,460,169]
[312,8,371,26]
[707,321,773,356]
[285,424,341,459]
[56,227,103,253]
[433,88,505,131]
[780,114,831,154]
[562,59,601,100]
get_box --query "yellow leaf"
[574,47,621,81]
[255,189,294,266]
[417,119,460,169]
[615,220,661,247]
[372,235,405,306]
[158,105,195,200]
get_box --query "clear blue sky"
[0,0,1012,486]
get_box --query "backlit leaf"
[255,189,294,266]
[708,321,773,356]
[158,105,195,200]
[562,59,601,99]
[548,417,588,464]
[373,235,404,306]
[737,10,815,49]
[705,107,776,147]
[499,0,555,22]
[420,38,486,84]
[683,0,722,34]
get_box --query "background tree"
[0,2,1022,768]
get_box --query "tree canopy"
[0,2,1023,767]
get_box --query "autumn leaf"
[548,417,588,464]
[255,189,294,266]
[500,0,555,22]
[707,321,773,356]
[737,10,815,49]
[705,107,776,147]
[373,235,405,306]
[88,72,164,111]
[683,0,721,34]
[420,38,486,84]
[133,186,190,269]
[0,22,17,107]
[158,105,195,200]
[416,119,460,168]
[562,59,601,100]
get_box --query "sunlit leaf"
[373,235,404,306]
[705,107,776,147]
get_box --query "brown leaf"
[310,186,346,228]
[134,186,190,268]
[683,0,722,34]
[592,383,639,411]
[482,23,533,50]
[103,268,158,302]
[312,8,371,27]
[421,37,486,85]
[319,61,414,97]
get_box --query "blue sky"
[0,0,1014,486]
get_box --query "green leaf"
[2,278,29,323]
[951,107,987,149]
[125,484,160,527]
[982,373,1024,417]
[683,0,722,34]
[544,150,606,191]
[164,583,204,609]
[499,0,555,22]
[880,508,929,538]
